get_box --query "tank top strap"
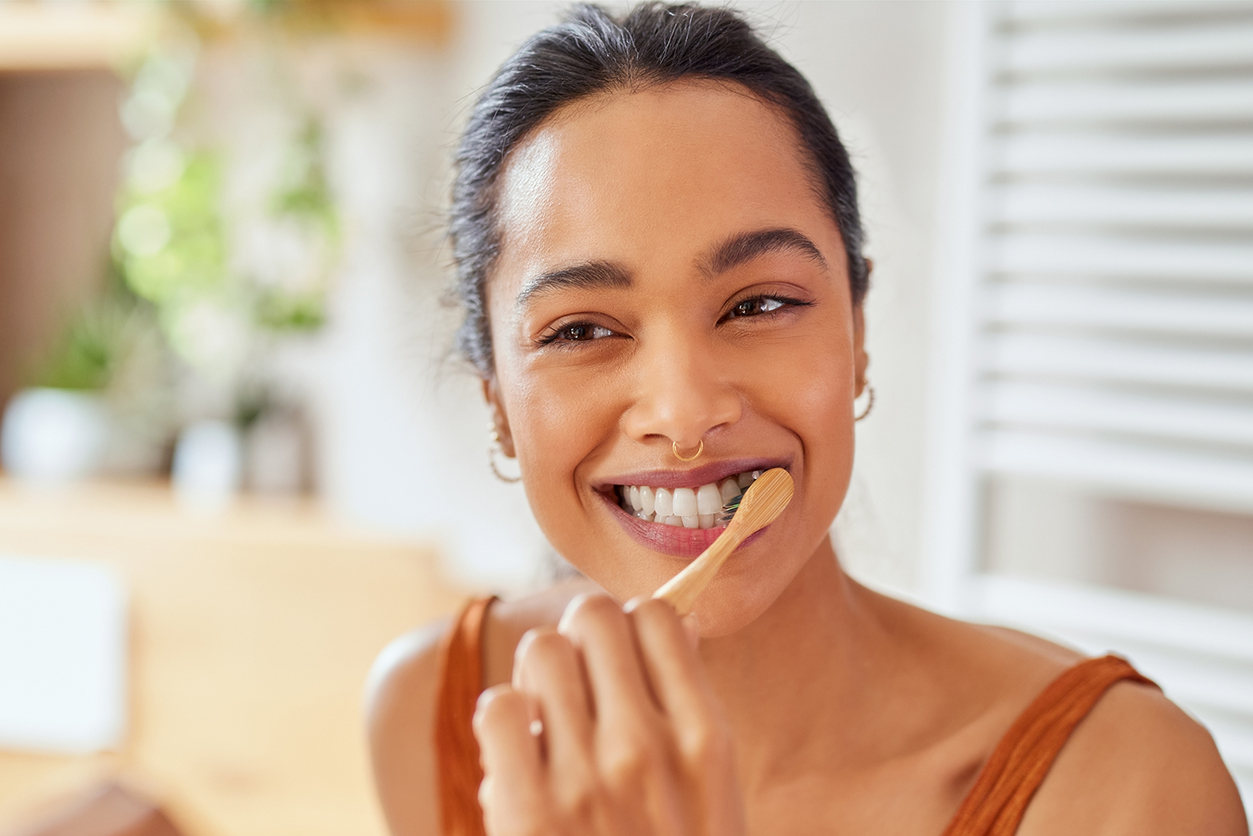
[942,654,1157,836]
[434,596,497,836]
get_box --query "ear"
[481,376,516,458]
[853,304,869,399]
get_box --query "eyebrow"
[704,227,829,276]
[516,260,632,309]
[514,226,827,310]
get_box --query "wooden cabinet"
[0,479,467,836]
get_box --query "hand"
[473,594,746,836]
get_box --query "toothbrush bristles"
[719,494,744,525]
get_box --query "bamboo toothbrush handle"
[653,522,746,616]
[652,467,794,617]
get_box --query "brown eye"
[539,321,616,346]
[731,296,786,318]
[561,323,612,341]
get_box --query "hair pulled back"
[450,2,868,376]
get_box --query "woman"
[367,5,1247,835]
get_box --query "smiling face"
[484,82,866,636]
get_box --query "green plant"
[117,150,229,307]
[32,296,148,392]
[257,115,339,333]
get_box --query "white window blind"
[925,1,1253,817]
[974,1,1253,514]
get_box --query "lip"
[593,457,791,492]
[598,467,786,559]
[603,491,776,558]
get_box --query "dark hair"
[450,2,869,376]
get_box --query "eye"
[730,296,785,318]
[538,320,616,346]
[722,294,811,322]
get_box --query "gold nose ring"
[672,440,704,462]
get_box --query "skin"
[367,83,1248,836]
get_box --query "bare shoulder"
[870,591,1246,833]
[364,579,595,836]
[1020,678,1248,835]
[481,576,600,686]
[365,616,451,836]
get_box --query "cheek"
[753,326,857,518]
[798,350,856,464]
[502,367,616,526]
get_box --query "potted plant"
[0,294,156,484]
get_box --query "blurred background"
[0,0,1249,833]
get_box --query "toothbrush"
[652,468,794,616]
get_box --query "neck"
[697,536,893,790]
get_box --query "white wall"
[316,1,955,595]
[763,2,949,593]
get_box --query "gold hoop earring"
[672,440,704,462]
[489,427,521,483]
[854,383,875,422]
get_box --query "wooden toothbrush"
[653,467,794,616]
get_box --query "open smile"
[596,458,790,558]
[615,469,761,529]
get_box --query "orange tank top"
[434,597,1156,836]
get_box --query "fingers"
[485,595,740,836]
[512,628,595,782]
[559,593,681,829]
[626,598,743,836]
[625,597,729,768]
[558,593,659,726]
[474,684,546,836]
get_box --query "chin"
[685,574,787,638]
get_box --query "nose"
[621,330,742,452]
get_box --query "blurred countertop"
[0,4,154,74]
[0,476,468,836]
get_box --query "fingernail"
[514,628,538,662]
[557,592,594,633]
[681,612,701,647]
[623,595,649,613]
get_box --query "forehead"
[491,82,839,290]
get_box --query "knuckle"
[630,596,675,624]
[475,684,521,729]
[679,720,732,770]
[601,748,649,789]
[477,775,495,811]
[629,597,686,644]
[555,772,600,819]
[561,592,622,634]
[517,628,568,670]
[599,733,665,789]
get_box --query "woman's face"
[485,82,865,636]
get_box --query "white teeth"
[640,486,655,516]
[654,487,673,518]
[696,483,722,515]
[672,487,698,517]
[618,469,772,529]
